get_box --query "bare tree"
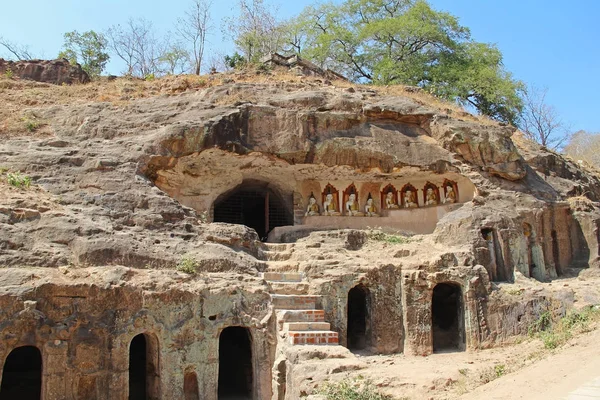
[106,18,164,77]
[0,37,35,60]
[563,130,600,167]
[223,0,285,63]
[177,0,212,75]
[519,86,570,150]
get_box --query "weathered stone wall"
[0,268,275,400]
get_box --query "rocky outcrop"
[0,58,90,84]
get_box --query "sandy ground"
[459,327,600,400]
[339,326,600,399]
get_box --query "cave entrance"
[432,283,465,352]
[218,327,253,399]
[129,333,159,400]
[213,181,293,241]
[0,346,42,400]
[347,284,370,351]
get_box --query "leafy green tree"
[224,52,246,69]
[58,30,109,78]
[159,43,190,74]
[289,0,523,123]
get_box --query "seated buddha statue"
[322,193,341,216]
[444,186,457,204]
[305,193,320,216]
[385,191,399,209]
[345,193,364,216]
[365,195,379,217]
[404,189,418,208]
[425,187,438,206]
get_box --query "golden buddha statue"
[404,189,418,208]
[425,187,438,206]
[444,186,457,204]
[365,193,379,217]
[305,193,320,216]
[322,193,341,216]
[385,190,399,209]
[345,193,364,216]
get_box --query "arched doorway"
[129,333,160,400]
[218,327,253,399]
[0,346,42,400]
[432,283,465,352]
[213,181,293,241]
[347,285,370,350]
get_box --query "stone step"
[263,272,303,282]
[287,330,339,345]
[263,243,294,252]
[261,250,294,261]
[284,321,331,331]
[269,282,309,295]
[271,294,320,310]
[277,309,325,323]
[264,261,300,272]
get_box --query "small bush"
[144,73,156,81]
[176,255,198,274]
[6,172,32,188]
[21,118,40,132]
[529,307,600,350]
[494,364,505,377]
[367,229,409,245]
[4,69,14,79]
[317,379,392,400]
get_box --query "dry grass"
[0,65,498,138]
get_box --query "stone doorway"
[129,334,159,400]
[213,182,292,241]
[347,284,370,350]
[218,327,253,399]
[0,346,42,400]
[552,230,562,276]
[432,283,465,352]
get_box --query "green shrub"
[529,307,600,350]
[22,118,40,132]
[176,255,198,274]
[366,229,409,244]
[6,172,32,188]
[317,379,392,400]
[144,73,156,81]
[4,69,14,79]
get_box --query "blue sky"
[0,0,598,132]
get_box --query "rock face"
[0,74,599,400]
[0,58,90,84]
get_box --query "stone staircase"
[260,243,339,346]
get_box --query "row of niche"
[304,180,459,217]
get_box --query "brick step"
[284,321,331,331]
[269,282,309,295]
[262,272,303,282]
[288,330,339,345]
[271,294,320,310]
[277,309,325,323]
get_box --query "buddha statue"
[425,187,438,206]
[322,193,341,216]
[345,193,364,216]
[444,186,457,204]
[365,194,379,217]
[305,193,320,216]
[384,190,399,209]
[404,189,418,208]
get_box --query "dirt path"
[459,328,600,400]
